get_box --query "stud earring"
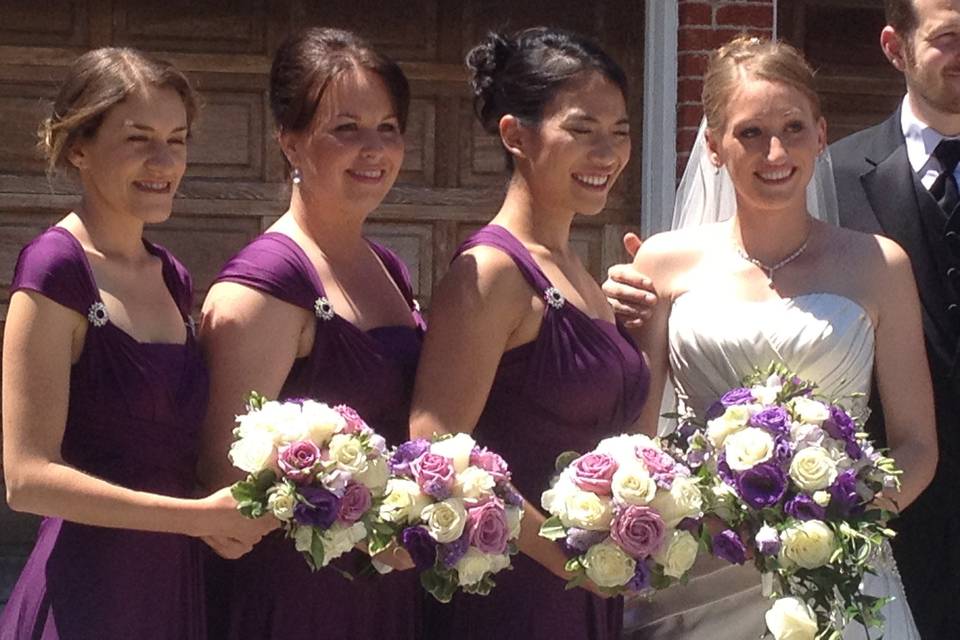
[291,167,303,185]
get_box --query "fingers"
[372,543,415,571]
[602,271,658,328]
[622,232,643,258]
[203,534,254,560]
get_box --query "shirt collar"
[900,94,947,174]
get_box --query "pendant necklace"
[735,234,810,285]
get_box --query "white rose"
[354,456,389,494]
[764,597,818,640]
[648,476,703,527]
[267,484,296,521]
[298,400,346,445]
[430,433,476,473]
[653,529,699,579]
[560,489,614,531]
[235,401,303,443]
[228,431,277,474]
[780,520,835,569]
[455,547,494,586]
[789,447,838,492]
[328,434,369,475]
[724,427,776,471]
[791,397,830,426]
[596,433,654,465]
[420,498,468,543]
[505,505,523,539]
[583,541,636,588]
[611,461,658,505]
[379,478,430,523]
[455,466,495,500]
[706,405,752,448]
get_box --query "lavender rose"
[337,482,372,524]
[712,529,747,565]
[389,439,431,477]
[571,453,619,495]
[828,470,864,518]
[564,528,608,554]
[277,440,321,483]
[334,404,367,434]
[411,452,456,500]
[721,387,755,406]
[466,499,509,555]
[610,505,666,559]
[293,486,341,528]
[401,526,437,570]
[736,462,787,509]
[470,447,511,484]
[749,406,790,435]
[785,493,826,521]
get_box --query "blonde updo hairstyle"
[702,35,820,134]
[39,47,199,176]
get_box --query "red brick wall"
[676,1,775,178]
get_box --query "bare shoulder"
[826,225,911,273]
[444,244,532,307]
[201,280,306,330]
[633,224,721,284]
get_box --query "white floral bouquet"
[668,364,901,639]
[538,433,705,595]
[368,432,523,603]
[229,392,389,570]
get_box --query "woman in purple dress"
[0,48,272,640]
[410,28,650,639]
[197,28,423,639]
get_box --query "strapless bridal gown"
[625,290,921,640]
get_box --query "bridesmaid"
[410,28,650,640]
[197,28,423,639]
[0,48,272,640]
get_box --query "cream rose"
[228,431,277,474]
[583,541,636,588]
[354,456,389,494]
[267,484,296,521]
[379,478,430,523]
[791,397,830,426]
[611,461,658,505]
[780,520,835,569]
[430,433,475,473]
[420,498,468,543]
[652,529,699,579]
[764,597,818,640]
[789,446,838,492]
[455,547,493,586]
[455,466,496,500]
[648,476,703,527]
[724,427,776,471]
[706,405,752,448]
[560,489,614,531]
[328,434,369,475]
[298,400,346,444]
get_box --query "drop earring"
[291,167,303,185]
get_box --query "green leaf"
[246,390,267,411]
[564,556,584,574]
[539,515,567,541]
[555,450,581,471]
[309,529,325,571]
[421,566,459,603]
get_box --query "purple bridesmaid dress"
[211,232,425,640]
[424,225,651,640]
[0,227,209,640]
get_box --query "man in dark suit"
[829,2,960,636]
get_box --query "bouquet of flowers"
[668,364,901,639]
[538,434,705,595]
[229,392,389,570]
[368,432,523,603]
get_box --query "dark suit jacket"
[830,107,960,638]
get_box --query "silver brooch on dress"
[87,301,109,327]
[314,296,335,320]
[543,287,565,309]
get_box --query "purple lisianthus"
[411,452,455,500]
[564,528,608,554]
[610,505,666,560]
[824,406,863,460]
[470,447,511,484]
[277,440,321,483]
[712,529,747,565]
[389,439,431,477]
[294,486,341,529]
[828,470,864,518]
[773,436,793,464]
[571,453,618,495]
[717,458,736,485]
[755,525,781,556]
[337,482,372,524]
[749,406,790,435]
[333,404,368,434]
[438,534,470,567]
[735,462,787,509]
[784,493,826,521]
[627,560,652,592]
[705,400,726,421]
[721,387,755,406]
[401,526,437,571]
[501,486,524,508]
[466,499,509,555]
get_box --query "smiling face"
[706,75,825,215]
[282,66,404,219]
[900,0,960,116]
[517,71,631,216]
[69,86,188,225]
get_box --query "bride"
[612,36,936,639]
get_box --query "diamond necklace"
[735,236,810,283]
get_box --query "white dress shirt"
[900,94,960,190]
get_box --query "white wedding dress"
[624,289,921,639]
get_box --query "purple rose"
[401,526,437,571]
[389,439,431,477]
[411,452,455,500]
[470,447,511,484]
[439,534,470,567]
[571,453,618,495]
[828,470,864,518]
[466,499,509,555]
[736,462,787,509]
[293,486,341,529]
[611,505,666,559]
[334,404,368,434]
[627,560,652,592]
[564,528,608,553]
[784,493,826,521]
[712,529,747,565]
[337,482,372,524]
[721,388,755,406]
[749,407,790,435]
[277,440,321,483]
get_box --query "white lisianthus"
[583,541,637,588]
[710,480,739,521]
[751,382,781,406]
[228,431,277,474]
[505,505,523,539]
[790,422,825,448]
[812,490,831,507]
[293,525,313,553]
[488,552,511,574]
[420,498,468,543]
[320,521,367,561]
[299,400,346,444]
[780,520,835,569]
[430,433,476,473]
[789,446,838,492]
[354,456,389,494]
[541,473,578,519]
[328,434,369,475]
[791,397,830,426]
[236,400,304,444]
[611,461,658,505]
[724,427,776,471]
[455,547,493,586]
[764,597,818,640]
[652,529,699,579]
[596,433,654,465]
[559,489,614,531]
[267,483,297,521]
[454,466,496,500]
[706,405,752,448]
[648,476,703,527]
[379,478,430,523]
